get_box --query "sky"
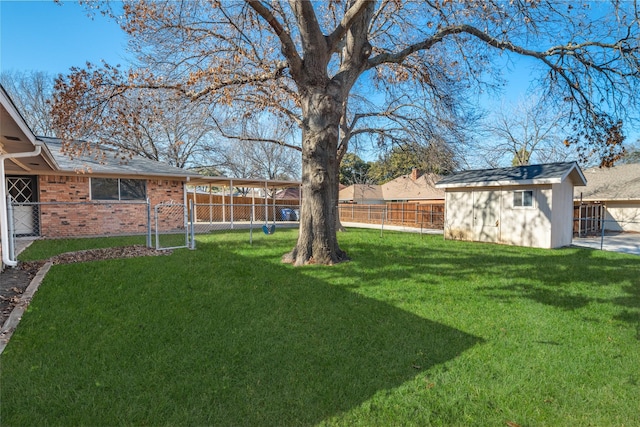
[1,0,130,75]
[1,1,636,167]
[1,1,533,99]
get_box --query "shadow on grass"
[0,239,482,426]
[340,232,640,323]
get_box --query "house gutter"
[0,144,42,267]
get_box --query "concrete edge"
[0,261,53,355]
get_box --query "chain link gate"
[154,202,195,250]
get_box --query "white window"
[513,190,534,207]
[91,178,146,201]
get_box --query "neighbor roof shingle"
[575,163,640,201]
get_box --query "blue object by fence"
[262,224,276,235]
[280,208,296,221]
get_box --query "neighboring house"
[436,162,587,249]
[275,187,301,200]
[576,163,640,232]
[338,183,384,204]
[380,169,444,203]
[339,169,444,204]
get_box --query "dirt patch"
[0,245,171,327]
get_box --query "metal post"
[209,184,213,224]
[229,180,234,229]
[189,199,196,250]
[146,198,152,248]
[222,186,226,223]
[264,182,269,224]
[154,205,160,250]
[250,209,253,245]
[251,189,256,224]
[600,205,607,250]
[272,189,276,222]
[6,195,15,262]
[183,200,189,250]
[578,202,583,237]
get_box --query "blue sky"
[1,0,129,75]
[1,1,636,166]
[2,1,533,98]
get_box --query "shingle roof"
[575,163,640,201]
[339,183,384,201]
[435,162,587,188]
[339,172,444,202]
[380,173,444,200]
[39,137,201,180]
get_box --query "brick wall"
[37,175,185,238]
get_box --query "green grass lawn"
[2,229,639,426]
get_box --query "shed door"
[6,176,39,236]
[473,190,500,243]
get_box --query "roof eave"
[436,178,563,189]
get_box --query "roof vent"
[3,135,21,141]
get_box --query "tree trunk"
[282,85,349,266]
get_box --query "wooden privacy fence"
[186,193,299,223]
[338,202,444,230]
[573,203,604,236]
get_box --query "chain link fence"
[190,202,300,234]
[154,202,193,250]
[3,198,197,265]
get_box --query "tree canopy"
[52,1,640,265]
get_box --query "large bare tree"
[214,114,301,181]
[477,97,574,168]
[52,1,640,265]
[0,70,56,136]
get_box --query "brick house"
[3,84,302,268]
[15,137,199,239]
[1,85,199,267]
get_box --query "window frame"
[513,189,534,208]
[90,178,147,201]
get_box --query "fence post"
[189,199,196,250]
[146,198,152,248]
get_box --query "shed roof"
[575,163,640,201]
[435,162,587,189]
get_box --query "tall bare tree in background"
[52,1,640,265]
[478,97,575,168]
[0,70,56,136]
[214,115,301,182]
